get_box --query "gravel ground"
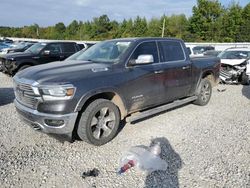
[0,72,249,188]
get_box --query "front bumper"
[1,60,17,75]
[14,99,78,141]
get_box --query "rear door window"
[44,43,61,54]
[158,41,185,62]
[61,43,77,53]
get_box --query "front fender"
[74,87,128,114]
[16,59,36,70]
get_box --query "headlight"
[40,85,76,101]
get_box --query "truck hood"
[221,59,246,66]
[15,60,111,85]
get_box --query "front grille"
[1,58,6,66]
[14,81,39,109]
[220,69,232,79]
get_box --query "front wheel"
[194,78,212,106]
[77,99,120,146]
[241,72,250,85]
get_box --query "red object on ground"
[118,160,136,174]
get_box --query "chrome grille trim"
[13,77,40,109]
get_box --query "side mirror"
[130,54,154,65]
[43,50,51,56]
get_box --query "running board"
[126,96,198,123]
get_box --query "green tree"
[168,14,189,38]
[52,22,66,39]
[109,20,119,39]
[189,0,223,41]
[65,20,79,39]
[238,3,250,42]
[91,15,112,40]
[133,16,148,37]
[221,2,243,42]
[120,19,134,37]
[147,18,162,37]
[21,24,39,38]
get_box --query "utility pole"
[80,26,82,40]
[36,27,39,38]
[161,18,166,38]
[36,25,39,38]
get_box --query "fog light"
[45,119,64,127]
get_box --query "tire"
[77,99,121,146]
[241,72,250,85]
[194,78,212,106]
[18,65,31,72]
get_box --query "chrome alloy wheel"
[90,107,116,140]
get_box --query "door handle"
[182,66,190,70]
[154,70,164,74]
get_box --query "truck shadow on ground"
[144,137,182,188]
[0,88,15,106]
[242,85,250,100]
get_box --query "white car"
[219,48,250,85]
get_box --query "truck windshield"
[25,43,46,54]
[74,41,131,63]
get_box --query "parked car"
[1,41,80,75]
[0,43,10,50]
[0,42,36,55]
[0,38,13,44]
[77,42,97,50]
[192,46,215,55]
[13,38,220,145]
[77,43,87,50]
[203,50,221,57]
[67,42,98,60]
[219,48,250,85]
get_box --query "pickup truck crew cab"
[13,38,220,145]
[1,41,80,75]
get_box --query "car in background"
[0,43,10,50]
[0,42,36,55]
[77,42,97,50]
[219,48,250,85]
[0,38,13,44]
[192,46,215,55]
[1,41,80,75]
[67,42,97,60]
[203,50,221,57]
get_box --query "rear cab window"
[61,43,77,53]
[158,40,186,62]
[44,43,61,54]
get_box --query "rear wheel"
[194,78,212,106]
[77,99,120,145]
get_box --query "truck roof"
[38,41,77,44]
[225,47,250,52]
[107,37,183,43]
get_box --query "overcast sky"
[0,0,249,27]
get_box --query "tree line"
[0,0,249,42]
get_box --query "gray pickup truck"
[13,38,220,145]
